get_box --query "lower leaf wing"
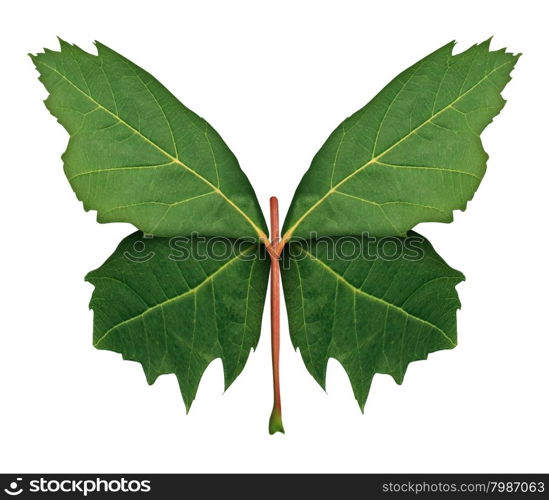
[86,232,269,410]
[281,232,464,409]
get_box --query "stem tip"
[269,407,285,435]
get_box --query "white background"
[1,0,547,473]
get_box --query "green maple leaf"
[87,233,269,410]
[281,232,463,409]
[282,40,519,241]
[32,39,518,432]
[31,40,268,241]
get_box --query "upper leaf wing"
[282,40,519,240]
[281,232,463,409]
[87,232,269,410]
[32,40,268,240]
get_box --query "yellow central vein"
[281,59,515,243]
[303,249,456,347]
[93,246,255,347]
[68,162,176,181]
[37,60,269,244]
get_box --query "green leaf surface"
[281,232,464,409]
[86,232,270,409]
[282,40,519,240]
[31,38,518,429]
[31,40,268,240]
